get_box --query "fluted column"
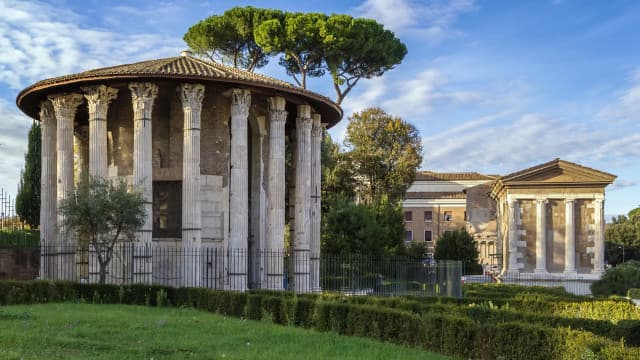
[309,114,323,292]
[535,199,548,273]
[83,85,118,178]
[564,199,577,274]
[265,96,287,290]
[593,198,605,275]
[294,105,312,293]
[179,83,205,287]
[228,88,251,291]
[39,101,57,280]
[49,93,83,281]
[505,198,519,275]
[129,82,158,284]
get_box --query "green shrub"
[246,294,263,320]
[591,262,640,296]
[627,288,640,299]
[293,297,315,328]
[263,296,287,325]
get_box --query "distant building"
[402,171,496,262]
[403,159,616,294]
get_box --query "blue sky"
[0,0,638,217]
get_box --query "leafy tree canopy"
[183,6,281,71]
[606,207,640,248]
[59,175,146,283]
[344,107,423,204]
[184,7,406,104]
[434,229,480,271]
[16,122,41,228]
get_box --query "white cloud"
[610,179,637,191]
[0,0,183,90]
[340,68,484,120]
[355,0,475,43]
[0,98,32,196]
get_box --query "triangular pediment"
[501,159,616,184]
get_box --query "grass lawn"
[0,303,449,359]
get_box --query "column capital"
[48,93,83,119]
[179,83,205,111]
[231,88,251,118]
[268,96,287,125]
[82,85,118,119]
[565,198,576,205]
[39,100,54,122]
[296,105,312,130]
[129,82,158,118]
[536,198,549,205]
[593,198,604,206]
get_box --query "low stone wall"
[0,247,39,280]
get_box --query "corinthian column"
[535,199,548,273]
[293,105,312,293]
[564,199,577,274]
[228,88,251,291]
[265,96,287,290]
[593,198,605,275]
[82,85,118,178]
[49,93,83,281]
[179,83,205,287]
[129,82,158,284]
[39,101,57,280]
[309,114,323,292]
[505,198,519,276]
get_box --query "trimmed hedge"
[0,280,638,360]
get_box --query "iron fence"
[462,272,600,296]
[1,244,464,298]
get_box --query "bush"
[627,288,640,299]
[591,261,640,296]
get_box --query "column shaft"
[565,199,577,274]
[265,97,287,290]
[228,89,251,291]
[39,101,57,279]
[294,105,312,293]
[179,83,205,287]
[83,85,118,178]
[593,199,605,274]
[309,114,323,292]
[506,198,519,275]
[49,93,83,281]
[535,199,547,273]
[130,82,158,284]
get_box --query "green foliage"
[434,229,481,273]
[3,281,640,359]
[185,7,406,104]
[321,197,404,255]
[58,175,146,284]
[16,122,41,228]
[591,260,640,296]
[344,107,423,204]
[183,7,280,71]
[0,229,39,247]
[628,288,640,299]
[605,207,640,264]
[321,132,356,209]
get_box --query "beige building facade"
[17,52,342,292]
[402,172,496,260]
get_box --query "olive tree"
[59,175,146,284]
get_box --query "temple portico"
[17,52,342,292]
[491,159,615,292]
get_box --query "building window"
[424,210,433,222]
[424,230,432,242]
[404,211,413,222]
[405,230,413,242]
[444,211,453,222]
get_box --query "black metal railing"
[1,244,463,298]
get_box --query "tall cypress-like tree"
[16,122,41,228]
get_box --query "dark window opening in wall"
[444,211,453,221]
[425,230,432,242]
[464,211,467,221]
[405,230,413,242]
[153,181,182,238]
[404,211,413,222]
[424,210,433,222]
